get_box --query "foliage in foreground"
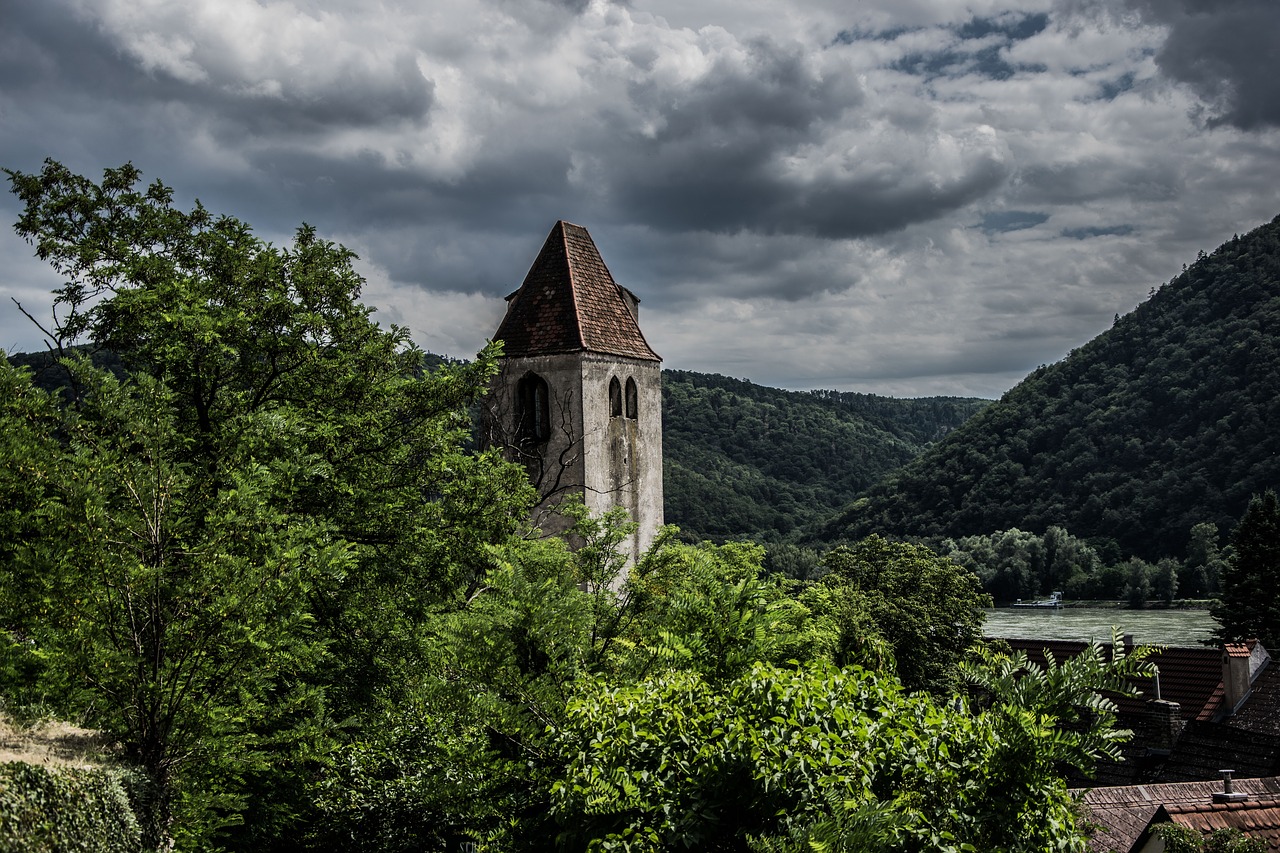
[551,635,1154,853]
[1151,824,1267,853]
[0,159,533,848]
[0,762,141,853]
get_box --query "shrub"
[0,761,141,853]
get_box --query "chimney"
[1146,698,1184,754]
[1223,643,1252,714]
[1213,769,1249,804]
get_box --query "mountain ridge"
[814,213,1280,561]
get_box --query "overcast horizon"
[2,0,1278,399]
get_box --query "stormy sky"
[2,0,1278,398]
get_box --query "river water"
[983,608,1218,648]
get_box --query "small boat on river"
[1011,591,1064,609]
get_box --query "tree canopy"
[662,370,987,543]
[1213,489,1280,647]
[1,159,534,846]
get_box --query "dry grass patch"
[0,713,114,769]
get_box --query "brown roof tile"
[1230,665,1280,735]
[1006,639,1224,721]
[1078,777,1280,852]
[1166,797,1280,849]
[1228,643,1253,658]
[493,221,660,362]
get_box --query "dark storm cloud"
[204,56,434,138]
[614,149,1007,240]
[1062,224,1135,239]
[6,0,1280,399]
[981,210,1049,234]
[0,0,432,142]
[1019,157,1182,204]
[603,38,1008,239]
[605,229,864,305]
[245,144,574,232]
[0,1,148,112]
[1123,0,1280,129]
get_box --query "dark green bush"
[0,762,141,853]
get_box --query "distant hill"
[661,370,988,542]
[3,340,989,548]
[815,214,1280,561]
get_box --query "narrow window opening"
[516,373,551,444]
[609,376,623,418]
[625,377,638,420]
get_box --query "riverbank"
[1063,600,1213,610]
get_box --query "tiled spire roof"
[493,221,660,361]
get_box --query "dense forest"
[816,214,1280,564]
[661,371,987,542]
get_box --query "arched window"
[516,373,551,444]
[609,376,623,418]
[625,377,638,420]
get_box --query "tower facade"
[486,221,663,564]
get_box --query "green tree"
[1213,490,1280,646]
[550,634,1155,853]
[1123,557,1153,608]
[616,537,819,683]
[818,536,989,693]
[0,356,64,702]
[1152,824,1266,853]
[1183,521,1228,598]
[1152,557,1180,605]
[4,359,341,844]
[1,160,534,847]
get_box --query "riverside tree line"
[0,161,1275,852]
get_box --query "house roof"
[1230,663,1280,736]
[493,221,660,362]
[1166,798,1280,849]
[1155,720,1280,782]
[1078,776,1280,852]
[1005,639,1224,721]
[1002,638,1280,789]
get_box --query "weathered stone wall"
[579,354,663,564]
[484,351,663,567]
[486,353,585,539]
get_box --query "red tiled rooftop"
[493,221,660,362]
[1167,797,1280,849]
[1079,777,1280,852]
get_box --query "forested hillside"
[817,214,1280,562]
[661,370,988,542]
[8,349,986,546]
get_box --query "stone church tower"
[486,221,663,563]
